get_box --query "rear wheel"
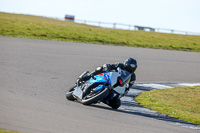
[66,86,76,101]
[82,87,110,105]
[108,97,121,109]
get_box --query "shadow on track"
[90,104,200,130]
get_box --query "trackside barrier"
[75,19,200,36]
[52,17,200,36]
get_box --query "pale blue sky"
[1,0,200,33]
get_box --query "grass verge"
[1,12,200,52]
[135,86,200,125]
[0,128,21,133]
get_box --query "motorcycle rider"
[78,57,137,109]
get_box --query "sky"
[1,0,200,33]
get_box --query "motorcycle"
[66,68,131,109]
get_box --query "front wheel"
[82,87,110,105]
[66,86,76,101]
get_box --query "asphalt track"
[0,37,200,133]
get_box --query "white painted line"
[136,83,173,89]
[178,83,200,87]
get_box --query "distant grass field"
[135,86,200,125]
[0,12,200,52]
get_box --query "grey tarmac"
[0,37,200,133]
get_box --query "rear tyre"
[82,87,110,105]
[66,86,76,101]
[108,97,121,109]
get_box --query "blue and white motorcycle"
[66,68,131,109]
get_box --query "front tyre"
[82,87,110,105]
[66,86,76,101]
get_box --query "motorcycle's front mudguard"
[66,85,76,101]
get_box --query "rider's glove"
[90,73,96,79]
[103,64,111,72]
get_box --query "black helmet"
[124,57,137,74]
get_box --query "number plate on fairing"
[114,86,126,95]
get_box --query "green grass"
[1,12,200,52]
[135,86,200,125]
[0,128,21,133]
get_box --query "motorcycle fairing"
[89,73,109,84]
[84,70,129,98]
[89,72,120,87]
